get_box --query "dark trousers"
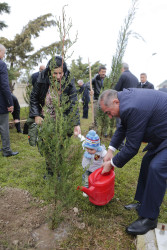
[0,113,11,154]
[83,102,89,118]
[82,170,92,188]
[135,148,167,219]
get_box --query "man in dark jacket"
[92,65,106,125]
[115,63,138,150]
[0,44,18,157]
[137,73,154,89]
[99,88,167,235]
[77,80,90,119]
[29,56,81,136]
[11,93,22,133]
[92,66,106,100]
[115,63,139,91]
[31,64,45,86]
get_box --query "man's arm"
[111,108,150,168]
[0,62,13,107]
[29,80,45,119]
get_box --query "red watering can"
[77,167,115,206]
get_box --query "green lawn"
[0,106,167,249]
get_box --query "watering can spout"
[77,186,95,199]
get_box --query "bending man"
[99,88,167,235]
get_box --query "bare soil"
[0,187,71,249]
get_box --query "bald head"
[122,62,129,71]
[39,65,45,72]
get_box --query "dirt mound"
[0,187,70,249]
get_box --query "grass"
[0,106,167,249]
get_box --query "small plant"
[37,6,81,229]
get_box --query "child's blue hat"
[83,130,101,151]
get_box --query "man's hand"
[101,161,113,174]
[74,125,81,136]
[89,90,94,96]
[35,116,43,125]
[8,106,14,113]
[104,148,114,162]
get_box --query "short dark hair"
[98,65,106,72]
[140,73,147,77]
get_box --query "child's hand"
[89,90,94,96]
[78,134,85,142]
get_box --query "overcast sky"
[1,0,167,88]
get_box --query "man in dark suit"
[0,44,19,157]
[115,63,138,150]
[99,88,167,235]
[77,80,90,119]
[137,73,154,89]
[115,63,139,91]
[11,93,22,133]
[92,65,106,126]
[31,64,45,86]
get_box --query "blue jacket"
[115,70,138,91]
[0,59,13,114]
[110,88,167,168]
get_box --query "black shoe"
[3,151,19,157]
[124,202,141,211]
[126,217,158,235]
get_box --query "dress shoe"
[3,151,19,157]
[126,217,158,235]
[124,202,141,211]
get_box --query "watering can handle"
[101,166,114,176]
[93,167,112,182]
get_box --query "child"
[79,130,107,197]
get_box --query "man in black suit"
[137,73,154,89]
[0,44,18,157]
[115,62,138,91]
[115,63,138,150]
[77,80,90,119]
[99,88,167,235]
